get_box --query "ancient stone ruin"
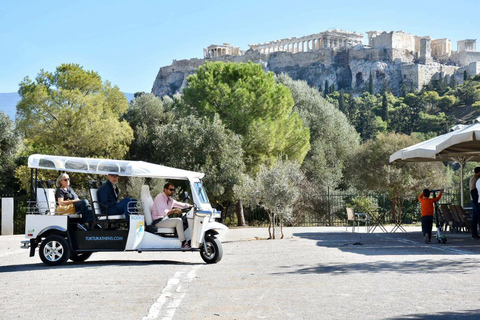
[152,29,480,97]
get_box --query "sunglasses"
[168,188,175,191]
[63,178,70,181]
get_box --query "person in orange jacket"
[418,188,443,243]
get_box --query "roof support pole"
[460,161,464,207]
[453,156,472,207]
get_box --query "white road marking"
[389,237,473,255]
[143,265,202,320]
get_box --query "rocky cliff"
[152,47,459,97]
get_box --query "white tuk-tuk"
[21,154,227,266]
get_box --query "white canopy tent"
[390,122,480,206]
[27,154,205,180]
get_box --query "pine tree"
[324,80,329,97]
[348,93,356,122]
[339,89,345,113]
[410,82,415,93]
[331,83,336,93]
[450,75,456,88]
[401,83,409,97]
[464,70,469,81]
[381,92,389,122]
[368,72,374,94]
[383,78,389,94]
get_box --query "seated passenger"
[97,174,136,225]
[152,183,192,249]
[55,173,92,227]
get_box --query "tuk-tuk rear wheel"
[200,236,223,264]
[39,235,70,266]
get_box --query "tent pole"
[460,161,464,207]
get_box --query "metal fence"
[243,190,461,227]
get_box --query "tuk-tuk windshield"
[194,182,210,203]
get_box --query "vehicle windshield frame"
[194,181,210,204]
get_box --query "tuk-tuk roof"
[27,154,205,180]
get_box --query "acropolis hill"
[152,29,480,97]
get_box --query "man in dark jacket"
[470,167,480,239]
[97,174,136,225]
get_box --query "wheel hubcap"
[44,241,64,262]
[204,242,215,258]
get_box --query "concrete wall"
[1,197,14,235]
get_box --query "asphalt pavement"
[1,226,480,320]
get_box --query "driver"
[152,182,192,249]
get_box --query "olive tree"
[347,133,452,220]
[277,75,359,191]
[16,63,134,158]
[234,160,305,239]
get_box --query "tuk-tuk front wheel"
[200,236,223,264]
[39,235,70,266]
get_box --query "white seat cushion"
[36,188,56,215]
[154,227,176,233]
[98,214,126,220]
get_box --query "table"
[367,209,388,233]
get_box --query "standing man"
[472,167,480,239]
[97,174,136,225]
[151,182,192,249]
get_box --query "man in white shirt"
[152,182,192,248]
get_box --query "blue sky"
[1,0,479,93]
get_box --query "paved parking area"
[1,227,480,319]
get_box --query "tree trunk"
[268,212,273,239]
[280,216,284,239]
[235,199,246,226]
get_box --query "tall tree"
[16,63,133,158]
[381,92,389,122]
[368,72,374,94]
[0,112,21,190]
[278,75,359,192]
[124,93,174,160]
[347,133,451,221]
[181,61,310,174]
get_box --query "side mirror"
[183,191,190,202]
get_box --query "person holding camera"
[418,188,443,243]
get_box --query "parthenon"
[248,29,364,54]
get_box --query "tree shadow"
[293,232,480,256]
[273,258,478,276]
[0,259,202,273]
[388,309,480,319]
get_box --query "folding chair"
[346,207,369,233]
[439,204,454,233]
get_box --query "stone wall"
[451,51,480,67]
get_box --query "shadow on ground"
[293,232,480,256]
[0,259,202,273]
[273,257,478,275]
[388,309,480,319]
